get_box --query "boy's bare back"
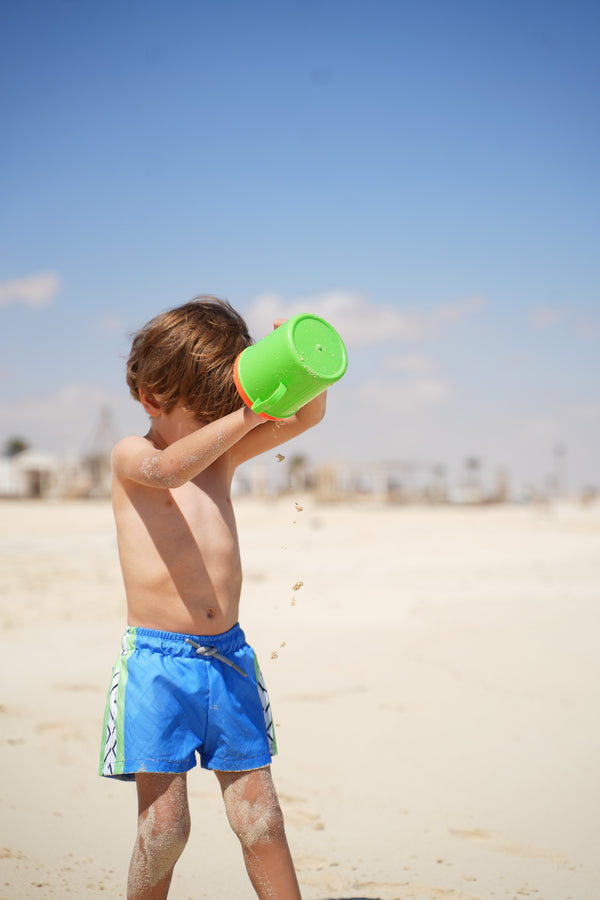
[113,440,243,635]
[110,299,326,637]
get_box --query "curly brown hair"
[126,296,253,423]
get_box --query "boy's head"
[127,296,253,424]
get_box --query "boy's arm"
[228,391,327,468]
[112,406,263,488]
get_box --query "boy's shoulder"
[112,434,152,458]
[111,434,155,477]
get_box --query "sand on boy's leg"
[128,772,191,900]
[216,766,302,900]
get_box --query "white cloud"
[358,372,451,417]
[572,315,600,341]
[529,305,600,340]
[0,271,61,309]
[243,291,484,347]
[530,305,567,328]
[96,314,124,334]
[382,352,440,375]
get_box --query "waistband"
[127,623,247,657]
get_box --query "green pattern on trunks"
[100,628,136,776]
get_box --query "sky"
[1,0,599,495]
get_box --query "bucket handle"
[251,381,287,415]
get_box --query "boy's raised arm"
[112,406,263,488]
[229,391,327,468]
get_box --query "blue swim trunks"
[99,624,277,780]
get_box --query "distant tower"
[84,406,118,496]
[430,463,447,503]
[553,443,568,499]
[494,466,509,503]
[463,456,483,503]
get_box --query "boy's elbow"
[300,392,327,427]
[141,454,190,489]
[314,394,327,424]
[112,439,192,489]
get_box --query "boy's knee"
[137,802,191,873]
[229,795,285,848]
[223,778,285,848]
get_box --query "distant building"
[0,449,63,498]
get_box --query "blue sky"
[1,0,599,494]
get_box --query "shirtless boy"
[99,297,326,899]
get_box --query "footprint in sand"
[295,856,346,893]
[279,794,325,831]
[354,882,486,900]
[450,827,569,866]
[55,682,100,694]
[0,848,25,860]
[36,721,82,741]
[295,860,486,900]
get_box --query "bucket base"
[233,355,280,421]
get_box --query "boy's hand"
[273,318,286,329]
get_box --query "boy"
[99,297,326,900]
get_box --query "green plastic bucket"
[234,313,348,419]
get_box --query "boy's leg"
[215,766,302,900]
[128,772,191,900]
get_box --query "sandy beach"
[0,495,599,900]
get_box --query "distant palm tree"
[3,436,29,457]
[464,456,483,500]
[465,456,481,486]
[431,463,447,501]
[288,454,308,491]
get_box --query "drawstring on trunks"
[185,638,247,677]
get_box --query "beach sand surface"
[1,496,599,899]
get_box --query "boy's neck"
[145,406,204,449]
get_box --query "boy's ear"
[139,389,162,418]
